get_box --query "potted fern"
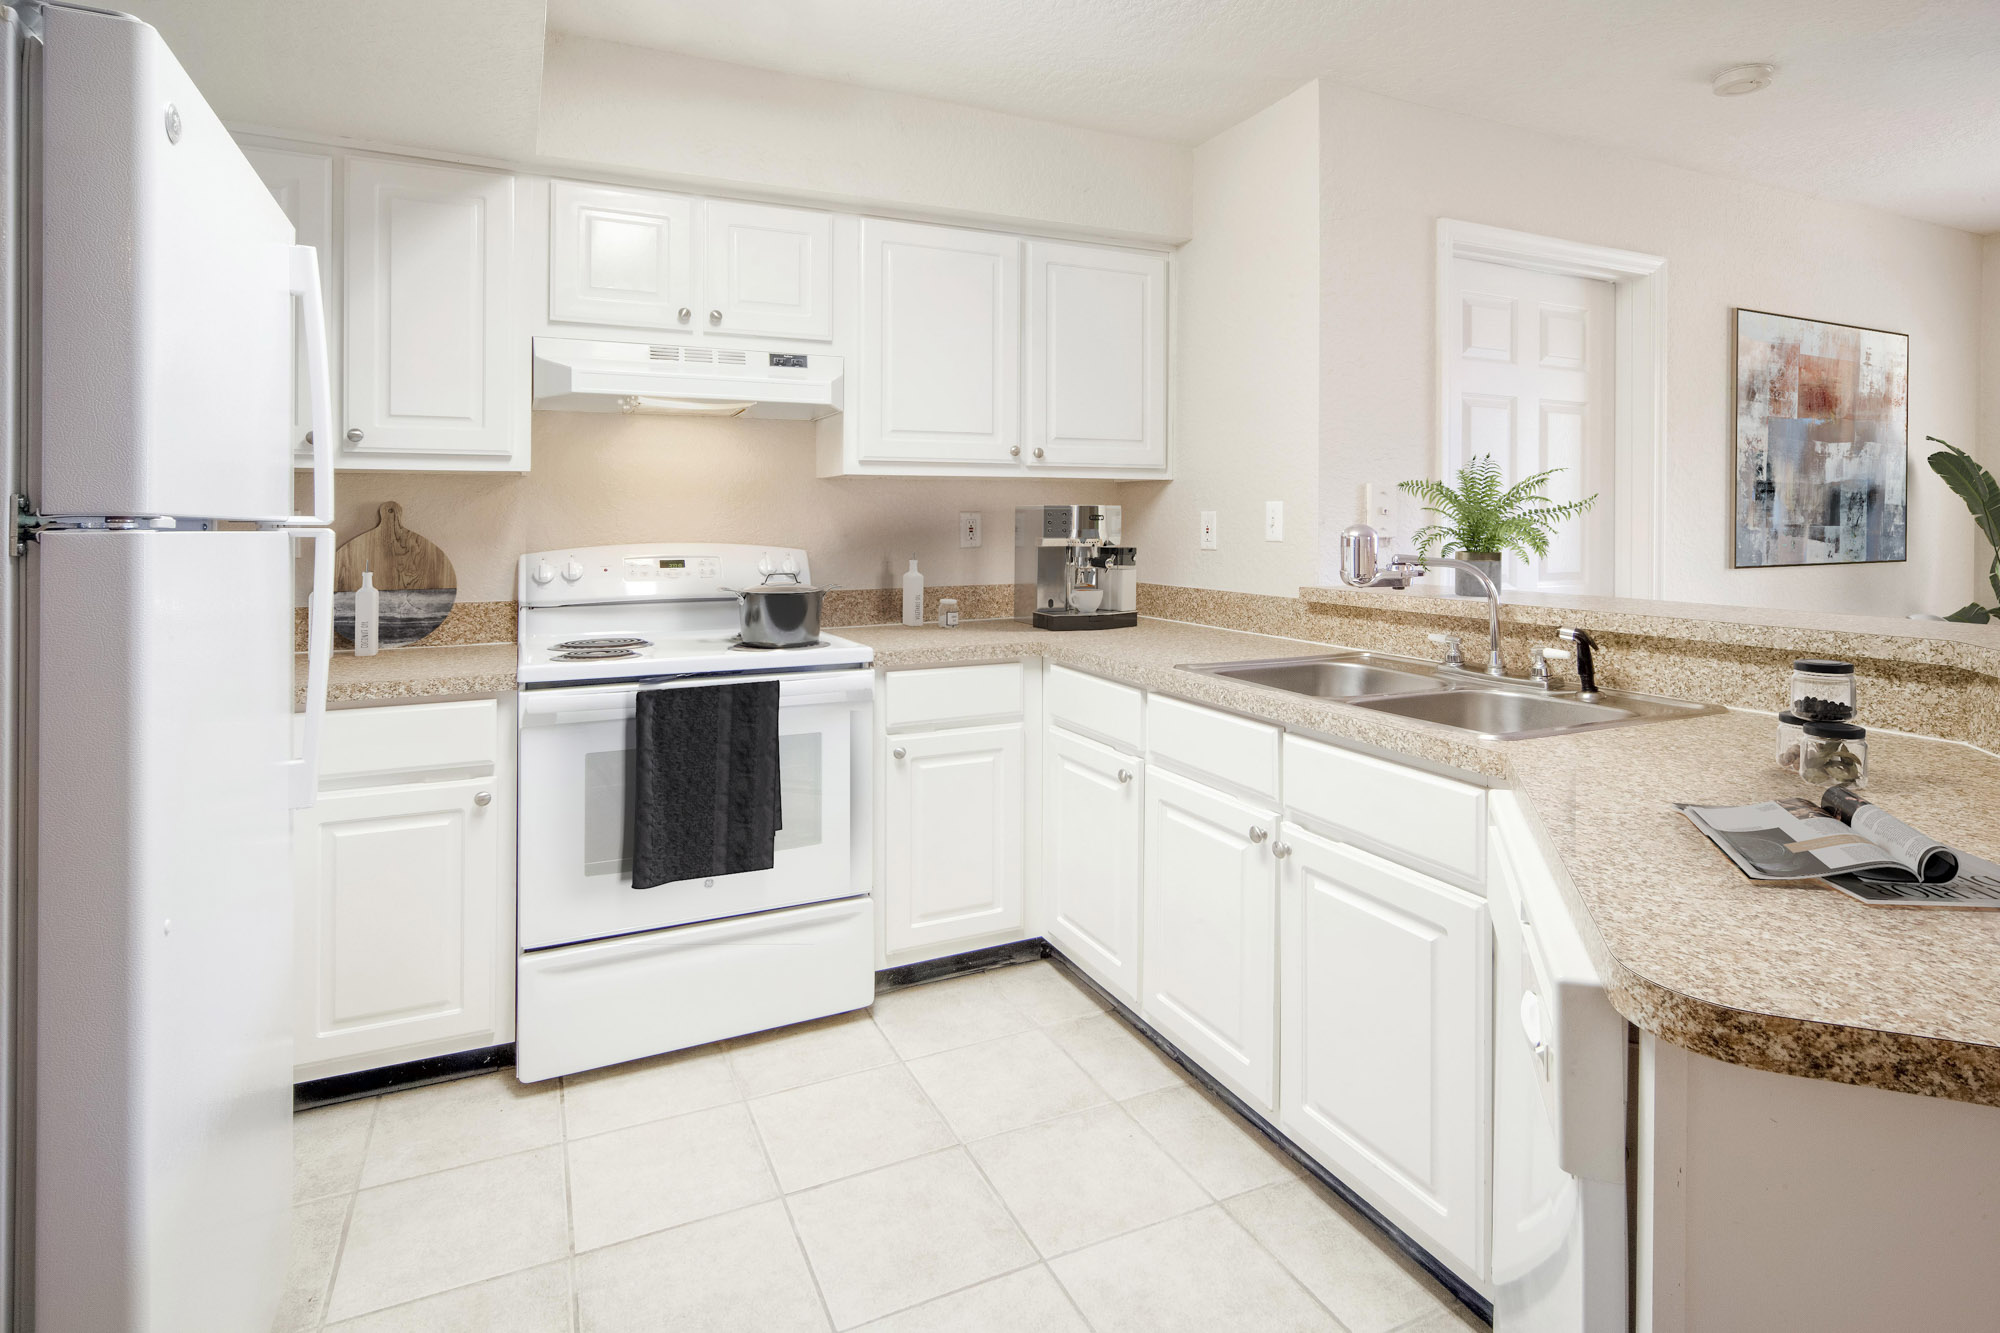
[1399,455,1598,596]
[1926,436,2000,622]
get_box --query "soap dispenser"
[902,557,924,626]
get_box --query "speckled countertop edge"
[294,619,2000,1105]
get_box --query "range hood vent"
[533,337,842,421]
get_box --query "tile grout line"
[558,1076,580,1333]
[311,1095,380,1329]
[733,1040,844,1332]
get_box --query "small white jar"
[937,597,960,629]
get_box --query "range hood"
[531,337,844,420]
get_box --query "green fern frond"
[1393,454,1599,572]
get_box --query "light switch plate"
[1265,500,1284,542]
[1199,511,1218,550]
[958,511,981,548]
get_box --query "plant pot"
[1452,552,1502,597]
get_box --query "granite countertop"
[843,619,2000,1108]
[293,618,2000,1105]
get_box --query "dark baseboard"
[874,937,1052,990]
[295,1043,516,1110]
[1040,945,1496,1328]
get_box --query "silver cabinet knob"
[473,791,492,807]
[1248,826,1268,844]
[1117,769,1133,784]
[892,746,907,760]
[1032,447,1045,459]
[303,431,313,447]
[709,309,722,325]
[1272,842,1292,860]
[678,306,691,323]
[1008,446,1021,457]
[345,427,364,443]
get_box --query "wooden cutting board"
[332,501,458,647]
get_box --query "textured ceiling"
[549,0,2000,232]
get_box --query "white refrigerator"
[18,5,335,1329]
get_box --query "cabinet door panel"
[1279,823,1490,1275]
[1045,728,1142,1003]
[860,219,1021,463]
[1141,768,1277,1109]
[293,779,499,1070]
[885,723,1025,953]
[1027,241,1166,469]
[345,156,516,457]
[549,180,695,331]
[703,199,833,340]
[244,144,337,460]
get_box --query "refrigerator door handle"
[289,244,334,527]
[287,527,334,808]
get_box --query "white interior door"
[859,218,1022,464]
[1044,728,1143,1003]
[549,180,695,332]
[702,199,834,340]
[1444,257,1615,594]
[1026,241,1167,469]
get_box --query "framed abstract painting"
[1733,308,1908,568]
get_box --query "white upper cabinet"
[702,199,834,340]
[548,180,696,332]
[344,156,524,465]
[1026,241,1167,470]
[242,144,337,461]
[857,218,1022,465]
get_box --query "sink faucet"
[1558,626,1599,699]
[1339,524,1505,677]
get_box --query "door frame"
[1435,220,1667,599]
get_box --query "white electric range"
[513,543,877,1082]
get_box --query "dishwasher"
[1487,793,1629,1332]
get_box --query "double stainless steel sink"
[1181,650,1718,741]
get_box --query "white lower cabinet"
[1141,767,1279,1111]
[884,721,1026,955]
[1044,726,1143,1004]
[291,699,514,1081]
[1278,821,1492,1277]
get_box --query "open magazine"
[1676,788,2000,909]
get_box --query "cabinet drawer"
[315,699,498,785]
[1146,695,1280,803]
[1284,734,1484,887]
[885,662,1024,729]
[1047,663,1143,753]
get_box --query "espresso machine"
[1015,505,1139,630]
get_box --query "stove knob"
[561,559,585,582]
[531,561,556,586]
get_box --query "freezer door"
[34,530,294,1332]
[38,5,297,521]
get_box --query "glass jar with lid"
[1790,659,1856,722]
[1775,711,1806,771]
[1799,721,1867,788]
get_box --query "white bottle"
[901,557,924,626]
[353,569,380,657]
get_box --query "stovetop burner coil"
[554,647,642,660]
[555,636,651,650]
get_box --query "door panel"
[703,199,834,340]
[1045,728,1142,1003]
[244,144,338,461]
[549,180,695,332]
[859,219,1021,463]
[1279,823,1490,1275]
[345,156,516,457]
[1141,768,1277,1110]
[885,722,1025,953]
[1027,241,1166,469]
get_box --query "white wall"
[307,413,1117,603]
[1316,84,1985,618]
[1124,83,1321,596]
[1981,234,2000,610]
[536,35,1192,244]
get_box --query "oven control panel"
[520,543,813,604]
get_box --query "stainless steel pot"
[735,571,826,648]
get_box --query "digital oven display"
[658,559,685,569]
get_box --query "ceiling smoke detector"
[1712,63,1777,96]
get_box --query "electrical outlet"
[1264,500,1284,542]
[1199,511,1218,550]
[958,511,981,548]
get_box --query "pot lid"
[732,578,829,596]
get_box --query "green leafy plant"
[1398,454,1598,564]
[1926,435,2000,623]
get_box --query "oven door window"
[580,731,824,878]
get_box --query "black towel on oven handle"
[631,680,783,890]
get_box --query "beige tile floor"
[279,959,1487,1333]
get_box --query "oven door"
[518,668,872,950]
